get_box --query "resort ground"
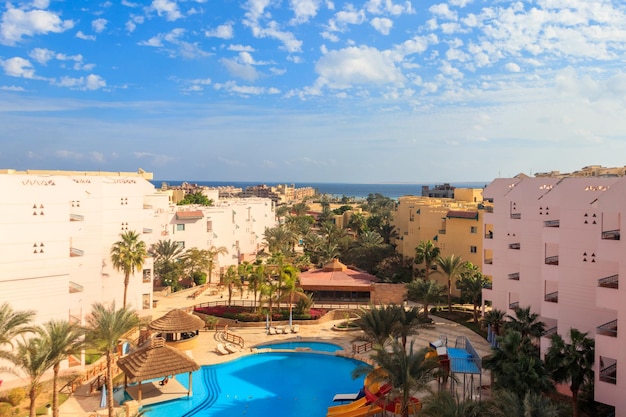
[58,287,493,417]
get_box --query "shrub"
[192,271,207,285]
[6,388,25,406]
[0,402,12,417]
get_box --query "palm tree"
[414,240,440,281]
[12,334,55,417]
[504,306,545,340]
[545,328,595,417]
[483,309,505,338]
[264,225,298,255]
[397,306,423,349]
[181,248,211,278]
[355,339,438,417]
[222,265,242,306]
[39,320,85,417]
[86,302,140,417]
[377,222,398,245]
[0,302,35,361]
[260,279,280,324]
[279,265,300,323]
[406,279,446,320]
[248,263,267,311]
[206,245,228,284]
[419,391,485,417]
[486,389,562,417]
[347,211,367,236]
[150,239,185,264]
[238,261,254,297]
[354,305,403,346]
[110,231,148,308]
[435,254,467,313]
[456,263,490,324]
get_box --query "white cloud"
[449,0,472,7]
[0,85,25,91]
[151,0,183,21]
[505,62,521,72]
[243,0,303,53]
[138,28,208,58]
[213,80,280,96]
[29,48,54,65]
[290,0,320,24]
[56,74,106,90]
[429,4,457,20]
[220,53,259,81]
[370,17,392,35]
[0,6,74,45]
[365,0,412,16]
[92,18,107,33]
[205,23,234,39]
[76,31,96,41]
[228,44,255,52]
[2,57,36,78]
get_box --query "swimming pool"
[255,341,343,352]
[141,352,367,417]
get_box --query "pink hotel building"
[482,175,626,415]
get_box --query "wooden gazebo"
[148,308,206,349]
[117,337,199,404]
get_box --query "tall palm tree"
[419,391,485,417]
[260,279,280,324]
[436,254,467,313]
[110,231,148,308]
[397,306,423,349]
[86,302,140,417]
[206,245,228,284]
[486,389,562,417]
[39,320,85,417]
[280,265,301,325]
[150,239,185,264]
[347,211,367,236]
[222,265,242,306]
[12,334,55,417]
[406,279,446,320]
[414,240,440,281]
[181,247,211,278]
[249,263,267,311]
[264,225,298,255]
[504,306,545,340]
[456,262,490,324]
[545,328,595,417]
[354,305,403,347]
[0,302,35,360]
[483,309,505,338]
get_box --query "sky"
[1,0,626,183]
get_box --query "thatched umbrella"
[117,337,199,403]
[148,308,206,343]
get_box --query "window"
[175,241,185,249]
[470,226,477,234]
[470,246,477,253]
[142,269,152,283]
[206,220,213,232]
[142,294,151,310]
[176,224,185,232]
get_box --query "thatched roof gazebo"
[117,337,200,404]
[148,308,206,349]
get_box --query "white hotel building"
[0,168,276,328]
[482,175,626,416]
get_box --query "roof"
[175,210,204,220]
[446,210,478,220]
[148,309,206,333]
[117,338,199,383]
[299,259,377,292]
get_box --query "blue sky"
[1,0,626,183]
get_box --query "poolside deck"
[125,379,190,406]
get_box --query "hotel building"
[482,174,626,416]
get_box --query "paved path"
[59,287,492,416]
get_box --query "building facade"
[481,176,626,416]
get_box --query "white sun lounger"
[225,343,239,354]
[268,326,276,335]
[216,343,229,355]
[333,393,359,402]
[290,325,299,333]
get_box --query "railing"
[70,247,84,257]
[602,230,620,240]
[452,336,482,375]
[598,274,619,289]
[509,301,519,310]
[545,256,559,265]
[223,331,245,347]
[484,282,492,290]
[600,363,617,384]
[352,341,373,354]
[543,220,560,227]
[438,229,446,234]
[69,213,84,221]
[510,213,521,219]
[544,292,559,303]
[484,258,493,265]
[597,320,618,337]
[543,326,557,337]
[484,232,493,239]
[509,243,521,250]
[508,272,520,280]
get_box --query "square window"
[142,294,150,310]
[175,241,185,249]
[470,246,477,253]
[470,226,477,234]
[142,269,152,283]
[176,224,185,232]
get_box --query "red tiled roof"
[175,210,204,220]
[299,260,377,291]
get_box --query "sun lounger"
[268,326,276,335]
[333,393,359,402]
[215,343,229,355]
[225,343,239,354]
[291,325,299,333]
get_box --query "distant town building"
[421,183,456,198]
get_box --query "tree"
[377,222,398,245]
[150,240,185,288]
[260,279,279,324]
[406,279,446,320]
[419,391,485,417]
[397,306,424,349]
[280,265,301,324]
[222,265,242,306]
[347,211,367,236]
[206,245,228,284]
[0,303,35,361]
[485,389,563,417]
[414,240,440,281]
[545,328,595,417]
[483,309,505,339]
[177,191,213,206]
[110,231,147,308]
[435,254,467,313]
[39,320,85,417]
[248,263,267,311]
[504,306,545,340]
[264,225,298,255]
[12,334,55,417]
[354,305,403,347]
[456,262,490,324]
[86,302,140,417]
[181,248,211,279]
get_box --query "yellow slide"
[327,396,369,416]
[330,404,383,417]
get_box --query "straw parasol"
[148,308,205,333]
[117,337,200,403]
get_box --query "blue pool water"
[141,352,367,417]
[255,341,343,352]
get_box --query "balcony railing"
[508,272,520,280]
[510,213,521,219]
[509,301,519,310]
[602,230,620,240]
[598,274,619,289]
[597,319,618,337]
[543,326,557,337]
[485,231,493,239]
[143,227,153,234]
[543,220,560,227]
[69,213,84,221]
[484,258,493,265]
[438,229,446,234]
[70,247,84,257]
[484,282,492,290]
[545,256,559,265]
[509,243,521,250]
[600,363,617,384]
[544,291,559,303]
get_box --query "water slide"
[326,397,370,416]
[327,404,383,417]
[327,381,385,417]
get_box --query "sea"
[151,180,489,200]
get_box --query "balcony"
[544,291,559,303]
[543,220,560,227]
[543,326,557,337]
[510,213,521,219]
[598,274,619,289]
[484,282,492,290]
[545,256,559,265]
[69,213,84,221]
[600,363,617,385]
[597,319,618,337]
[508,272,520,280]
[70,247,84,257]
[509,301,519,310]
[485,231,493,239]
[438,229,446,234]
[602,230,620,240]
[143,227,153,234]
[509,243,521,250]
[484,258,493,265]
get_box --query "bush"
[6,388,25,406]
[192,271,207,286]
[0,402,12,417]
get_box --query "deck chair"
[225,343,239,354]
[291,325,299,333]
[216,343,229,355]
[268,326,276,335]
